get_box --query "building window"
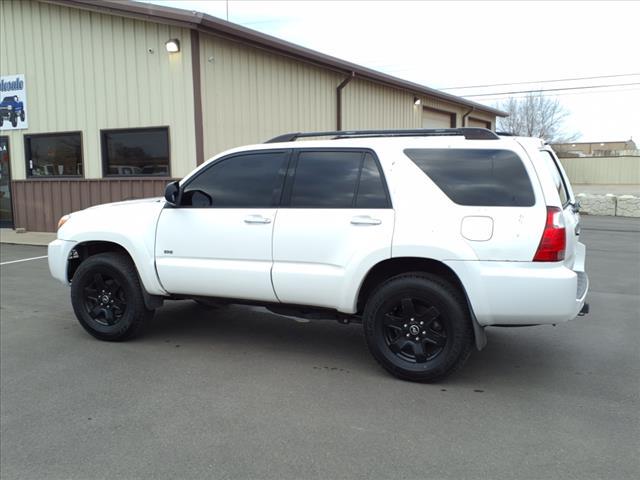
[25,132,83,177]
[101,127,170,176]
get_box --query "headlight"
[57,214,71,230]
[7,105,12,110]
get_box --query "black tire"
[10,114,17,127]
[20,110,25,122]
[0,117,3,126]
[70,252,154,341]
[363,273,473,382]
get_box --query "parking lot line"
[0,255,48,266]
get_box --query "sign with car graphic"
[0,74,28,130]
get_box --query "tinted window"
[290,151,362,208]
[183,151,288,207]
[25,132,83,177]
[102,127,169,176]
[356,153,389,208]
[404,148,535,207]
[538,150,569,205]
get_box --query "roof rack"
[496,131,515,136]
[265,128,500,143]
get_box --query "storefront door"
[0,136,14,228]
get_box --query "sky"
[146,0,640,143]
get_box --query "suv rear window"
[404,148,535,207]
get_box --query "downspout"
[336,72,355,130]
[462,106,475,127]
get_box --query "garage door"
[422,108,454,128]
[468,117,491,129]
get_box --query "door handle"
[351,215,382,226]
[244,215,272,224]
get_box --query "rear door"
[272,149,394,310]
[537,148,580,267]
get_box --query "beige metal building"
[0,0,505,232]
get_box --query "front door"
[0,137,13,228]
[155,150,290,302]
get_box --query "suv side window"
[182,150,288,207]
[356,153,389,208]
[288,150,390,208]
[538,150,570,206]
[404,148,535,207]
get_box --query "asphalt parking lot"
[1,215,638,480]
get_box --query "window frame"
[100,126,171,178]
[179,148,292,208]
[280,147,392,209]
[24,130,84,179]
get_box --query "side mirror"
[164,180,181,206]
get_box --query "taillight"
[533,207,566,262]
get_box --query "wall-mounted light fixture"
[165,39,180,53]
[413,96,422,106]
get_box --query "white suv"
[48,128,589,382]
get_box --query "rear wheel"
[19,110,25,122]
[10,114,17,127]
[363,273,473,382]
[70,252,154,341]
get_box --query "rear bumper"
[446,246,588,326]
[48,239,76,284]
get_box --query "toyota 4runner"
[48,128,589,382]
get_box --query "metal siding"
[199,33,338,158]
[342,79,419,130]
[559,157,640,185]
[10,178,172,232]
[0,0,197,179]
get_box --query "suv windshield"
[2,97,14,102]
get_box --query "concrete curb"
[0,229,56,247]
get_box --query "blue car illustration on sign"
[0,96,26,127]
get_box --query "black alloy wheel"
[83,272,127,327]
[363,273,473,382]
[381,297,447,364]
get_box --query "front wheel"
[70,252,154,341]
[10,114,17,127]
[363,273,473,382]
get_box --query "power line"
[441,73,640,90]
[471,87,640,103]
[463,82,640,98]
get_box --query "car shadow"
[143,300,372,367]
[141,301,584,387]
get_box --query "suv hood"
[58,197,166,241]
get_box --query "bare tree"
[496,92,580,142]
